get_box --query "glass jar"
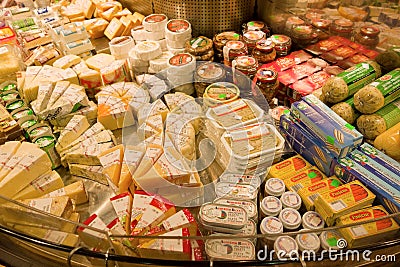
[252,38,276,64]
[233,55,258,89]
[223,40,248,67]
[270,34,292,57]
[243,30,266,53]
[305,9,325,22]
[213,31,242,62]
[194,62,226,97]
[284,16,305,36]
[354,25,380,49]
[242,21,270,36]
[255,68,279,104]
[291,24,318,47]
[312,19,331,40]
[330,19,354,39]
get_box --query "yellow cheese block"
[120,16,134,36]
[83,0,96,19]
[98,144,124,186]
[119,145,145,193]
[44,180,88,205]
[104,18,125,40]
[85,53,115,72]
[53,55,81,69]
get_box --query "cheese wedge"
[53,55,81,69]
[12,171,63,200]
[31,82,53,114]
[44,180,88,205]
[132,146,164,185]
[119,145,145,193]
[47,81,70,108]
[61,122,105,152]
[69,164,108,185]
[83,0,96,19]
[64,212,80,233]
[98,144,124,186]
[104,18,125,40]
[138,99,169,125]
[0,141,21,170]
[65,142,114,165]
[85,53,115,72]
[56,115,90,153]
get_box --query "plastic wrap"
[374,121,400,161]
[331,98,359,124]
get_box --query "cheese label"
[123,149,143,165]
[162,209,193,230]
[43,230,68,244]
[82,214,107,238]
[169,53,193,66]
[110,192,131,218]
[47,187,66,197]
[167,19,189,33]
[29,198,52,213]
[144,14,167,23]
[100,149,121,168]
[30,172,58,192]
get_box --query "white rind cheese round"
[131,26,147,41]
[109,36,135,60]
[166,37,191,49]
[167,53,196,76]
[167,45,186,55]
[135,41,162,61]
[165,19,192,41]
[149,51,173,73]
[155,38,167,51]
[142,14,168,32]
[146,30,165,41]
[128,48,149,67]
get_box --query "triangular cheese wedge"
[44,180,88,205]
[99,144,124,186]
[119,145,145,194]
[56,115,90,153]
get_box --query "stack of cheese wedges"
[55,115,117,185]
[95,81,150,130]
[78,190,205,261]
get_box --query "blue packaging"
[358,143,400,178]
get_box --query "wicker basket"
[153,0,256,37]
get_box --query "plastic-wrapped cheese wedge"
[64,142,114,166]
[53,54,81,69]
[49,101,98,128]
[56,115,90,153]
[137,99,169,125]
[69,164,107,185]
[85,53,115,72]
[137,114,164,140]
[119,145,145,194]
[31,82,54,114]
[12,170,63,200]
[98,144,124,187]
[100,59,131,85]
[44,180,88,205]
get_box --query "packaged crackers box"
[358,143,400,180]
[291,100,360,158]
[298,177,342,211]
[337,205,399,248]
[349,150,400,191]
[283,166,328,193]
[333,157,400,223]
[267,155,312,180]
[280,113,336,176]
[314,180,375,226]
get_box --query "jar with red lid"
[291,25,318,47]
[232,55,258,89]
[355,25,380,49]
[223,40,248,67]
[312,19,331,40]
[242,21,270,36]
[243,30,266,53]
[252,38,276,64]
[270,34,292,57]
[254,68,279,105]
[330,19,354,39]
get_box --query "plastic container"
[296,231,321,252]
[214,182,258,201]
[242,21,270,36]
[354,25,380,49]
[260,196,282,217]
[199,203,248,230]
[218,173,261,189]
[238,219,257,244]
[284,16,304,35]
[279,208,302,230]
[280,191,302,210]
[214,198,258,222]
[290,25,317,47]
[260,216,283,242]
[264,177,285,197]
[203,82,240,107]
[194,62,226,97]
[319,230,346,250]
[274,235,299,257]
[242,30,266,53]
[270,35,291,57]
[232,55,258,88]
[312,19,331,41]
[330,19,354,39]
[302,211,325,231]
[205,237,255,260]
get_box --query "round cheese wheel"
[165,19,192,41]
[135,41,162,61]
[109,36,135,60]
[167,45,186,55]
[167,53,196,76]
[155,38,167,51]
[131,26,147,41]
[167,37,191,49]
[357,114,387,140]
[146,30,165,41]
[142,14,168,32]
[149,51,173,73]
[128,47,149,67]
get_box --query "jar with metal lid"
[354,25,380,49]
[194,62,226,97]
[312,19,331,40]
[232,55,258,89]
[285,16,305,36]
[223,40,248,67]
[242,30,266,53]
[270,34,292,57]
[254,68,279,105]
[242,21,270,36]
[290,24,318,47]
[213,31,242,61]
[330,19,354,39]
[252,38,276,64]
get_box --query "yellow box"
[268,155,312,180]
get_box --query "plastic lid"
[312,19,331,29]
[334,19,354,28]
[320,230,346,250]
[296,231,321,252]
[168,53,194,66]
[204,82,240,102]
[360,26,380,37]
[214,31,241,44]
[260,196,282,217]
[279,208,302,230]
[302,211,325,230]
[234,55,258,68]
[274,236,299,257]
[196,62,225,81]
[34,135,56,148]
[225,40,246,50]
[167,19,190,33]
[264,177,285,196]
[260,216,283,239]
[144,14,167,23]
[280,191,302,210]
[255,38,275,53]
[287,16,304,25]
[271,34,291,45]
[246,21,266,30]
[243,30,265,42]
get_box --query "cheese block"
[64,142,114,165]
[0,141,21,170]
[129,190,155,232]
[100,59,131,85]
[120,16,135,36]
[83,0,96,19]
[56,115,90,153]
[110,192,133,233]
[64,39,93,55]
[0,142,36,181]
[12,171,63,200]
[137,114,164,140]
[69,164,108,185]
[85,18,109,39]
[128,12,145,26]
[64,212,80,233]
[53,55,82,70]
[96,1,122,13]
[11,225,80,247]
[99,6,119,21]
[59,23,88,44]
[71,61,90,75]
[98,144,124,186]
[104,18,125,40]
[114,8,132,19]
[0,144,52,198]
[60,122,105,152]
[85,53,116,72]
[119,145,145,193]
[161,209,198,235]
[0,196,74,229]
[135,41,162,61]
[77,214,109,249]
[44,180,88,205]
[79,68,102,89]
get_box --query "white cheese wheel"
[149,51,172,73]
[109,36,135,60]
[146,30,165,41]
[155,38,167,51]
[135,41,162,61]
[168,73,194,86]
[167,45,186,55]
[167,53,196,76]
[166,37,191,49]
[165,19,192,41]
[131,26,147,41]
[128,47,149,67]
[142,14,168,32]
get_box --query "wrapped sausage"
[354,68,400,114]
[331,97,360,124]
[321,61,381,104]
[357,98,400,140]
[374,121,400,161]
